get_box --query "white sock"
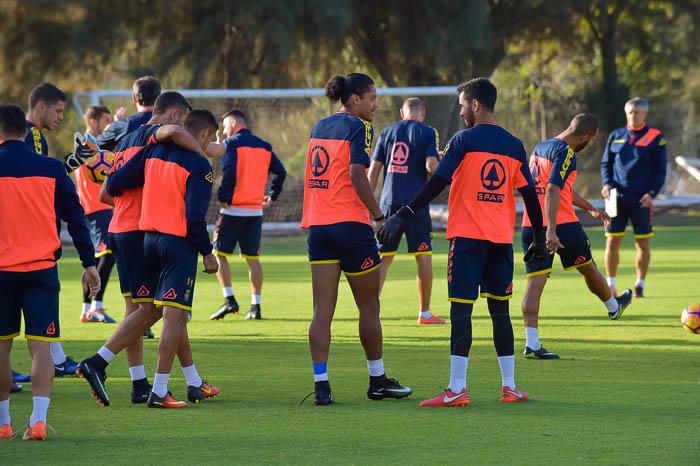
[607,276,616,288]
[152,373,170,398]
[313,372,328,382]
[222,287,234,298]
[90,300,103,311]
[498,355,515,389]
[97,346,115,364]
[525,327,541,350]
[181,364,203,388]
[420,309,433,319]
[636,278,645,288]
[251,294,261,305]
[604,296,618,313]
[29,397,50,427]
[128,365,147,381]
[50,342,67,365]
[82,303,90,314]
[448,355,468,392]
[367,359,384,377]
[0,399,10,426]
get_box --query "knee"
[635,241,650,253]
[487,298,510,317]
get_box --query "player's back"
[74,163,111,215]
[522,138,577,227]
[435,123,532,244]
[375,119,439,208]
[302,112,373,228]
[140,143,213,238]
[108,124,159,233]
[221,129,273,211]
[97,111,152,152]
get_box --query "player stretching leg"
[0,104,100,440]
[381,78,549,407]
[208,109,287,321]
[367,97,445,325]
[520,114,633,359]
[304,73,412,405]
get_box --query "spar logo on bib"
[477,159,506,204]
[387,142,409,174]
[308,145,330,189]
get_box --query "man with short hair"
[0,103,100,440]
[208,110,287,321]
[75,106,117,324]
[520,114,633,360]
[601,97,667,298]
[368,97,444,325]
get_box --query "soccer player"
[367,97,444,325]
[208,109,287,321]
[380,78,549,407]
[601,97,667,298]
[0,104,100,440]
[75,106,117,323]
[520,114,633,359]
[24,82,82,377]
[96,75,161,151]
[78,96,219,407]
[303,73,412,405]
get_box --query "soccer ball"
[85,150,115,184]
[681,304,700,334]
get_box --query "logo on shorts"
[361,257,375,270]
[418,242,430,251]
[46,322,56,336]
[477,159,506,204]
[505,282,513,295]
[205,171,214,183]
[97,242,108,252]
[574,256,587,265]
[137,285,151,297]
[447,240,455,283]
[163,288,178,300]
[388,142,409,174]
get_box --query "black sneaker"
[77,357,110,406]
[609,289,633,320]
[314,380,334,406]
[210,299,239,320]
[634,285,644,298]
[245,304,261,320]
[524,346,560,359]
[367,375,413,400]
[143,327,155,339]
[10,382,22,393]
[131,378,152,404]
[187,381,221,403]
[146,391,187,409]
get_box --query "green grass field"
[4,226,700,464]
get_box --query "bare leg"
[347,269,383,362]
[604,236,623,279]
[104,304,161,355]
[0,340,12,402]
[124,298,144,368]
[308,264,341,364]
[635,238,651,280]
[378,255,394,294]
[27,340,53,398]
[521,275,548,329]
[176,323,193,368]
[155,307,188,375]
[247,258,263,296]
[216,254,232,289]
[415,254,433,312]
[576,261,613,301]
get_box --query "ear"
[132,94,138,105]
[471,99,480,113]
[399,108,405,119]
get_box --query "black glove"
[64,133,98,173]
[377,206,414,245]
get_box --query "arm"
[650,135,667,198]
[544,184,563,251]
[600,132,616,197]
[425,125,440,177]
[426,156,438,177]
[104,151,147,196]
[266,152,287,202]
[205,132,227,158]
[368,160,383,192]
[56,168,96,268]
[96,119,128,152]
[99,181,114,206]
[185,163,215,257]
[350,164,383,220]
[573,189,611,227]
[155,125,206,157]
[217,146,237,207]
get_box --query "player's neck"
[137,105,154,113]
[86,129,100,138]
[474,113,497,125]
[556,131,574,148]
[26,113,43,131]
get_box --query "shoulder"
[609,127,627,138]
[250,132,272,151]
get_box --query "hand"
[377,214,405,244]
[114,107,128,121]
[639,193,653,208]
[82,266,101,298]
[216,130,224,145]
[545,227,563,253]
[589,209,611,228]
[601,184,611,199]
[202,254,219,274]
[262,195,273,210]
[220,202,230,209]
[372,217,385,233]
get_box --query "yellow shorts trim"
[480,293,512,301]
[380,251,397,257]
[526,268,553,278]
[122,292,132,298]
[448,297,476,304]
[564,259,593,271]
[0,332,21,341]
[154,300,192,311]
[309,259,341,265]
[94,249,113,258]
[345,263,381,277]
[634,233,654,239]
[25,334,60,342]
[132,298,154,304]
[240,254,260,260]
[213,249,233,257]
[408,251,433,257]
[605,232,626,238]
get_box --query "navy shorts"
[379,206,432,256]
[447,238,513,303]
[606,191,653,239]
[308,222,381,276]
[109,231,153,302]
[522,222,593,276]
[86,209,113,258]
[0,266,60,341]
[212,214,262,258]
[144,232,198,312]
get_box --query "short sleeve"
[514,142,535,189]
[349,118,373,166]
[434,131,468,181]
[547,146,575,188]
[371,128,386,163]
[425,126,439,159]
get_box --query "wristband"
[373,214,385,222]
